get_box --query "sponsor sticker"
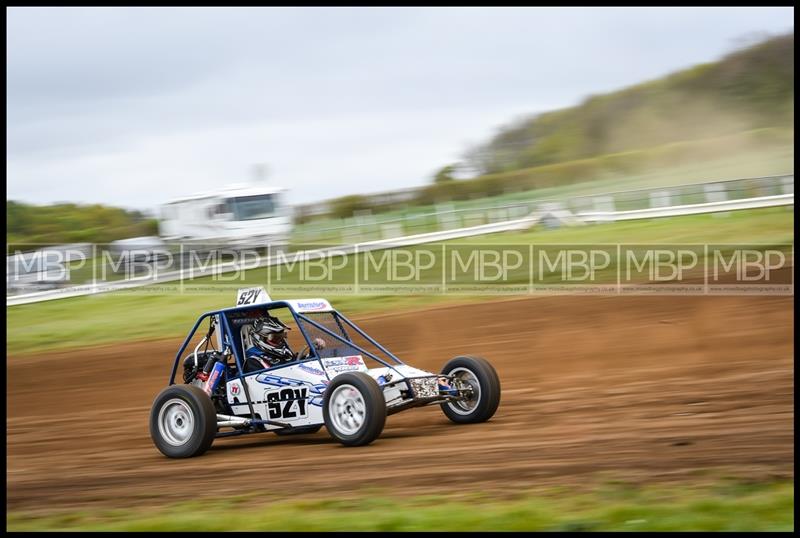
[297,301,327,310]
[288,299,333,312]
[298,363,325,376]
[230,384,241,396]
[321,355,367,374]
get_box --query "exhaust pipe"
[216,414,251,427]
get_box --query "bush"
[329,194,372,219]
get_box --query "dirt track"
[7,291,794,513]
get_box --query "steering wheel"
[297,338,325,361]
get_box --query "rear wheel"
[440,356,501,424]
[150,384,217,458]
[323,372,386,446]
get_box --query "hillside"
[464,33,793,176]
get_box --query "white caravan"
[159,184,292,248]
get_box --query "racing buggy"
[149,288,501,458]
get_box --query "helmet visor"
[267,330,286,344]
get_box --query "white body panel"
[225,355,438,430]
[228,360,329,430]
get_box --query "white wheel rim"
[329,384,366,435]
[446,367,482,415]
[158,398,195,446]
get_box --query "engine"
[182,351,233,414]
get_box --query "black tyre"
[149,384,217,458]
[274,425,323,436]
[322,372,386,446]
[440,356,501,424]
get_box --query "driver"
[244,315,325,372]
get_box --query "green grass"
[480,206,793,245]
[6,478,793,531]
[6,207,793,356]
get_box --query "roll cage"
[168,300,407,389]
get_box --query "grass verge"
[6,478,793,531]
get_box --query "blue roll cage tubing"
[168,300,408,389]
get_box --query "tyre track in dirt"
[7,291,794,513]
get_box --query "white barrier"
[6,189,793,307]
[577,193,794,222]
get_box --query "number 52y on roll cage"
[149,289,501,458]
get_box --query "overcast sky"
[6,6,794,212]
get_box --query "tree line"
[7,200,159,249]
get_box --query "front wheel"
[323,372,386,446]
[440,356,501,424]
[149,384,217,458]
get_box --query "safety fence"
[7,174,793,306]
